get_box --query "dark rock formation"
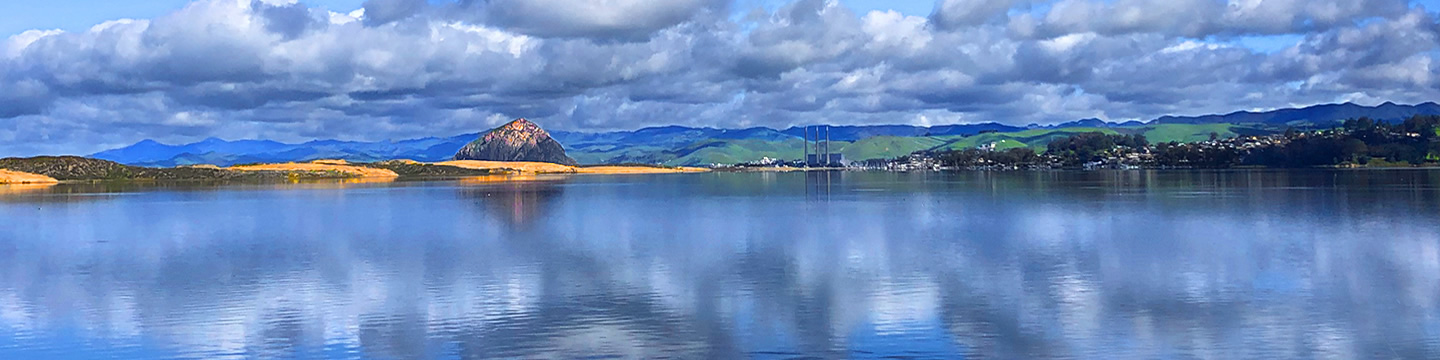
[454,119,578,166]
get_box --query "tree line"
[926,115,1440,169]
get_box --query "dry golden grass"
[310,159,350,165]
[0,169,59,184]
[436,160,708,175]
[228,162,399,178]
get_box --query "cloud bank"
[1,0,1437,155]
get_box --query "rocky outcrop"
[454,119,578,166]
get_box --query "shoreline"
[7,156,1436,186]
[437,160,708,175]
[0,157,711,185]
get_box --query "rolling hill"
[1154,102,1440,126]
[88,102,1432,167]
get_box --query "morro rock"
[454,119,579,166]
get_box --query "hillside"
[936,128,1121,151]
[1154,102,1440,125]
[85,102,1429,167]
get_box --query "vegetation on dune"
[0,156,350,181]
[360,160,500,177]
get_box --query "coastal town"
[726,115,1440,171]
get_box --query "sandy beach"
[0,169,59,184]
[228,162,401,178]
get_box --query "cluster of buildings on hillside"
[719,129,1371,171]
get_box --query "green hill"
[839,136,949,161]
[666,139,811,166]
[1128,124,1264,143]
[564,124,1283,166]
[938,128,1121,151]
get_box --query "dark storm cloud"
[2,0,1439,156]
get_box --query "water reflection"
[0,184,54,196]
[457,176,567,230]
[0,170,1438,359]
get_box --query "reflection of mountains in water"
[457,175,568,230]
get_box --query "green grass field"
[838,136,949,161]
[939,128,1120,151]
[1127,124,1240,143]
[665,139,814,166]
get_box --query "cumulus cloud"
[478,0,729,40]
[1,0,1438,155]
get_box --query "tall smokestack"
[803,126,809,166]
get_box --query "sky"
[1,0,1439,156]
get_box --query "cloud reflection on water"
[0,171,1438,358]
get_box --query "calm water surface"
[2,170,1440,359]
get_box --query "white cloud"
[1,0,1438,155]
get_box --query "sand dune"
[228,162,399,178]
[0,169,59,184]
[437,160,708,174]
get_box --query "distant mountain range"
[1153,101,1440,125]
[91,102,1440,167]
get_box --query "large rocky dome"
[453,119,579,166]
